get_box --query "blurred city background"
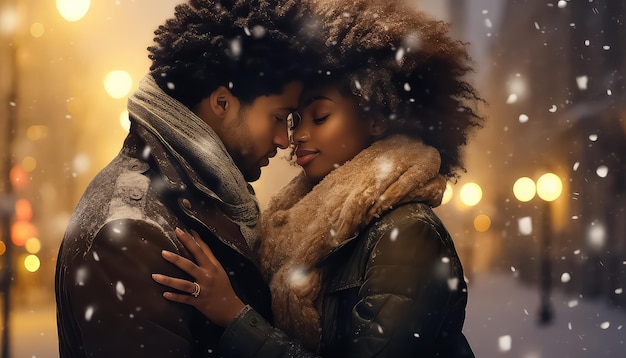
[0,0,625,356]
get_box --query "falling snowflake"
[518,114,529,123]
[447,277,459,291]
[389,228,399,241]
[395,47,405,64]
[289,267,308,287]
[506,94,518,104]
[576,76,588,90]
[116,281,126,301]
[85,306,94,321]
[596,166,608,178]
[561,272,571,283]
[518,216,533,235]
[498,335,512,352]
[600,322,610,330]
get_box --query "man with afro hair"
[55,0,322,357]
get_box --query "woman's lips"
[295,149,319,167]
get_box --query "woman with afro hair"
[153,0,483,356]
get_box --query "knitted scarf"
[258,135,446,350]
[127,74,260,248]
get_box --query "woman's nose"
[292,127,310,143]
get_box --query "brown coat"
[55,122,272,357]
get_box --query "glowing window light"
[104,70,133,99]
[30,22,44,38]
[513,177,536,202]
[24,254,41,272]
[473,214,491,232]
[441,183,453,205]
[536,173,562,202]
[25,237,41,254]
[120,109,130,132]
[459,182,482,207]
[56,0,90,22]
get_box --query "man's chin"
[243,168,262,182]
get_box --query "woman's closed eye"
[313,114,330,124]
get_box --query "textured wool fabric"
[259,135,446,350]
[128,74,260,248]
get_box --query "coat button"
[249,317,258,326]
[181,198,192,210]
[130,190,143,200]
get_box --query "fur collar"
[258,135,446,350]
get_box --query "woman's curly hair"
[308,0,485,181]
[148,0,321,108]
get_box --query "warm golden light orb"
[513,177,536,202]
[536,173,563,202]
[104,70,133,99]
[120,109,131,132]
[24,254,41,272]
[460,182,482,207]
[56,0,90,22]
[30,22,45,38]
[441,182,453,205]
[474,214,491,232]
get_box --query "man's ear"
[208,86,232,118]
[369,115,388,137]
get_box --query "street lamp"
[513,172,563,325]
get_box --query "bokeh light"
[10,165,28,190]
[24,254,41,272]
[460,182,482,207]
[474,214,492,232]
[30,22,45,37]
[119,109,131,132]
[26,125,49,141]
[441,182,453,205]
[22,156,37,172]
[56,0,90,22]
[25,237,41,254]
[11,221,37,246]
[536,173,563,202]
[513,177,536,202]
[15,199,33,221]
[104,70,133,99]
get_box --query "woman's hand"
[152,228,245,327]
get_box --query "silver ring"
[191,282,201,298]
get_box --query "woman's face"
[292,86,376,184]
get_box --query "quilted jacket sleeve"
[346,218,469,357]
[219,305,321,357]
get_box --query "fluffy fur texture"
[259,135,446,349]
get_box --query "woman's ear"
[369,115,388,137]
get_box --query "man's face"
[221,81,303,182]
